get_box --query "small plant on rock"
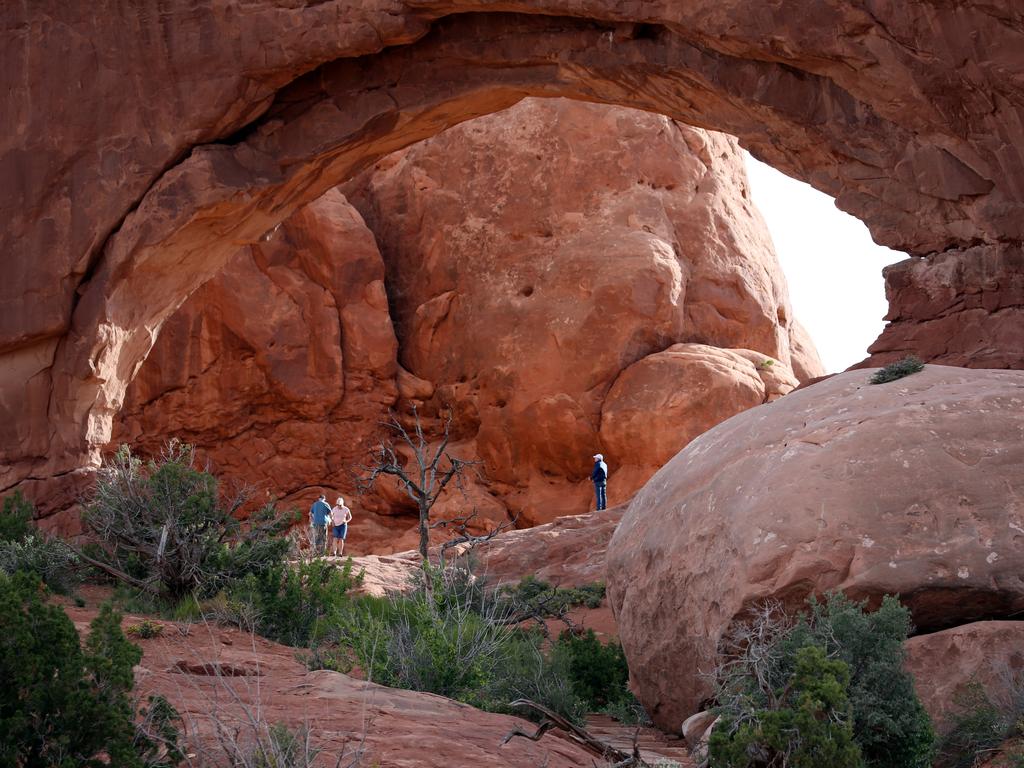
[870,355,925,384]
[126,618,165,639]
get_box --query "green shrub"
[937,684,1019,765]
[249,722,322,768]
[337,568,625,727]
[870,355,925,384]
[711,594,935,768]
[135,695,186,768]
[0,490,33,542]
[711,645,863,768]
[228,557,361,648]
[344,570,514,701]
[787,594,935,768]
[126,618,165,638]
[0,533,83,594]
[85,441,295,601]
[0,572,176,767]
[497,575,606,615]
[0,491,82,594]
[555,629,629,708]
[601,693,652,726]
[478,630,588,725]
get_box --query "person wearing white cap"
[591,453,609,510]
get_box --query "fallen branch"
[502,699,648,766]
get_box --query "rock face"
[110,189,408,546]
[347,98,817,525]
[906,621,1024,733]
[863,247,1024,370]
[607,366,1024,730]
[113,99,817,546]
[4,3,1023,511]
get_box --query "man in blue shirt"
[591,454,608,511]
[309,494,332,556]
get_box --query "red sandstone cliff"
[115,100,823,551]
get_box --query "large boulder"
[347,97,822,525]
[905,621,1024,733]
[601,344,798,490]
[607,365,1024,730]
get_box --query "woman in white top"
[330,496,353,557]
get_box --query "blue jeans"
[594,482,607,511]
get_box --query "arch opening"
[2,7,1022,519]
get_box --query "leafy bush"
[345,567,516,700]
[870,355,925,384]
[710,594,935,768]
[555,629,629,708]
[0,491,83,594]
[234,558,362,647]
[135,695,186,768]
[937,664,1024,768]
[936,683,1006,768]
[85,441,295,600]
[497,575,606,614]
[0,533,83,594]
[126,618,165,638]
[337,568,634,726]
[478,630,589,725]
[0,490,33,542]
[711,645,863,768]
[0,571,180,767]
[601,693,652,727]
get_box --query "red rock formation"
[600,344,799,491]
[905,621,1024,734]
[114,99,817,547]
[347,98,818,524]
[111,189,408,547]
[4,5,1023,510]
[606,365,1024,730]
[862,247,1024,370]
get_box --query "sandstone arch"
[2,3,1022,508]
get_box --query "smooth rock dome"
[607,365,1024,730]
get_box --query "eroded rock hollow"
[112,99,821,549]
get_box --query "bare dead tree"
[358,408,477,563]
[431,509,518,569]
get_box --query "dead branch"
[433,509,518,568]
[356,406,479,562]
[502,699,647,766]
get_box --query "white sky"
[743,152,904,374]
